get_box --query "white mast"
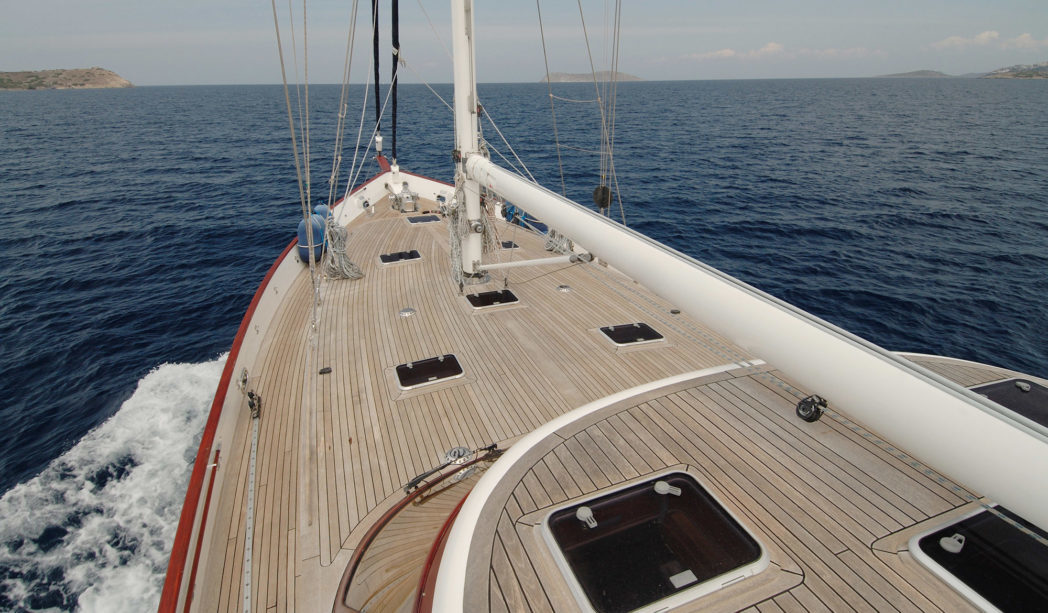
[451,0,484,279]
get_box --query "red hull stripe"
[159,169,390,612]
[157,237,293,612]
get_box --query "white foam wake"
[0,356,226,612]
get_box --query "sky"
[1,1,1047,85]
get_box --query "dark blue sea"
[1,79,1046,610]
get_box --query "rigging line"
[416,0,453,61]
[342,69,372,205]
[391,0,399,160]
[303,0,312,217]
[345,62,400,197]
[550,94,598,103]
[534,0,567,197]
[601,0,611,160]
[300,0,320,329]
[607,0,624,219]
[286,0,307,204]
[483,140,528,180]
[480,107,537,182]
[371,0,381,133]
[557,144,602,154]
[270,0,309,231]
[609,153,627,225]
[400,60,453,113]
[575,0,612,192]
[603,0,624,224]
[328,0,362,207]
[604,0,621,192]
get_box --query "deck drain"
[557,284,572,293]
[399,307,416,317]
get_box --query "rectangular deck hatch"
[379,250,421,264]
[600,322,664,346]
[407,214,440,224]
[914,506,1048,610]
[466,289,519,309]
[395,354,463,390]
[971,378,1048,428]
[546,472,765,613]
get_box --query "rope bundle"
[323,220,364,280]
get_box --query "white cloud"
[748,42,785,58]
[799,47,881,59]
[685,42,878,62]
[686,48,738,61]
[1003,33,1048,49]
[932,30,999,49]
[685,42,785,61]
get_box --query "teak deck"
[191,195,1031,612]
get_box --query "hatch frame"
[540,468,769,613]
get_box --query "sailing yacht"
[160,1,1048,611]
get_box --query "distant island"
[542,71,642,83]
[983,61,1048,79]
[877,70,953,78]
[877,61,1047,79]
[0,67,132,90]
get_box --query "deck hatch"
[545,472,765,613]
[914,506,1048,610]
[501,240,519,249]
[599,322,664,346]
[465,289,519,308]
[395,354,463,390]
[971,378,1048,428]
[379,249,421,264]
[407,214,440,224]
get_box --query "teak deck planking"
[193,195,1031,612]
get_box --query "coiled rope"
[324,220,364,280]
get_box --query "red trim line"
[160,160,434,612]
[400,168,453,188]
[182,449,220,613]
[158,239,294,612]
[376,154,392,173]
[412,492,469,613]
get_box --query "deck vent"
[600,323,664,346]
[379,249,421,264]
[913,506,1048,611]
[466,289,519,309]
[407,214,440,224]
[546,472,766,613]
[396,354,463,390]
[971,378,1048,428]
[501,240,519,249]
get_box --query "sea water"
[1,79,1046,610]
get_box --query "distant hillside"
[542,71,642,83]
[983,61,1048,79]
[877,70,953,78]
[0,68,132,90]
[876,61,1048,79]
